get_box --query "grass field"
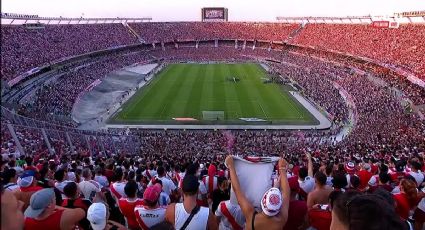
[111,63,317,125]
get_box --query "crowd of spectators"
[129,22,299,43]
[18,51,152,124]
[293,24,425,79]
[292,48,425,106]
[1,23,138,80]
[2,22,423,85]
[2,140,425,229]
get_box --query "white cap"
[200,164,205,169]
[87,203,107,230]
[260,187,282,217]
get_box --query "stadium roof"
[1,0,424,22]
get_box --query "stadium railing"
[1,106,141,156]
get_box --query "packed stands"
[1,24,138,80]
[128,22,299,42]
[18,51,151,124]
[293,23,425,79]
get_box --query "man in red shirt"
[118,180,144,230]
[24,157,38,172]
[284,176,308,230]
[390,161,408,186]
[62,182,92,230]
[24,188,85,230]
[104,163,115,183]
[357,163,373,190]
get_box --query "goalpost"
[202,111,225,120]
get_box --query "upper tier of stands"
[1,24,138,80]
[128,22,299,42]
[293,24,425,78]
[1,22,423,82]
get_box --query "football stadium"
[1,0,425,229]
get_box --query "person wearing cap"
[307,171,333,209]
[134,183,166,229]
[283,176,307,230]
[202,164,218,201]
[87,202,127,230]
[1,185,25,230]
[3,168,20,191]
[165,174,218,230]
[14,170,43,211]
[344,161,356,187]
[118,180,144,230]
[224,155,289,230]
[153,179,172,206]
[24,188,86,230]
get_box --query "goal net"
[202,111,225,120]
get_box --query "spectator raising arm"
[278,158,290,226]
[225,155,255,225]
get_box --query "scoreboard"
[201,7,228,22]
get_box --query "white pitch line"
[257,101,268,119]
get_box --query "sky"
[2,0,424,22]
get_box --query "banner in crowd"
[228,156,279,209]
[371,21,390,28]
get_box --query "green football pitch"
[111,63,317,125]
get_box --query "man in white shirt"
[298,153,314,199]
[79,168,102,201]
[215,200,245,230]
[54,169,73,199]
[409,161,424,187]
[165,174,217,230]
[134,184,166,229]
[94,166,109,187]
[142,163,157,180]
[148,166,176,196]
